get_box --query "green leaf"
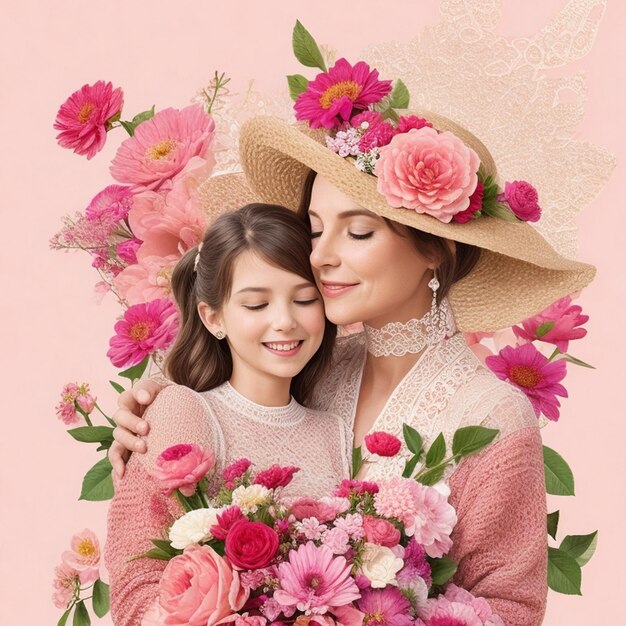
[92,580,109,618]
[536,321,556,337]
[543,446,575,496]
[402,454,420,478]
[425,433,446,467]
[547,547,582,595]
[560,531,598,567]
[351,446,363,479]
[381,107,400,123]
[416,464,445,486]
[119,356,149,382]
[452,426,499,459]
[547,510,560,540]
[287,74,309,101]
[152,539,179,556]
[292,20,326,71]
[430,556,458,585]
[120,120,135,136]
[109,380,125,394]
[481,200,519,222]
[67,426,114,444]
[79,457,114,501]
[403,423,423,458]
[389,79,410,109]
[58,608,72,626]
[131,106,155,125]
[96,441,112,452]
[130,547,173,561]
[73,600,91,626]
[561,354,595,369]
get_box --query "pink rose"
[290,498,339,523]
[362,515,401,547]
[502,180,541,222]
[149,443,215,496]
[254,465,299,490]
[364,432,402,457]
[160,545,249,626]
[375,127,480,223]
[225,520,280,570]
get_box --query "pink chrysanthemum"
[374,477,456,558]
[107,298,179,368]
[295,58,392,129]
[486,343,568,421]
[54,81,124,160]
[513,296,589,353]
[358,587,413,626]
[110,105,215,190]
[274,542,361,615]
[85,185,134,224]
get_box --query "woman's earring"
[428,273,440,315]
[214,330,226,340]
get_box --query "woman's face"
[205,250,326,384]
[308,175,435,328]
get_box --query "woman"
[111,111,594,625]
[106,203,349,625]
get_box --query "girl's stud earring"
[214,330,226,340]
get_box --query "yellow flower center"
[146,139,177,160]
[130,321,153,341]
[364,612,385,625]
[509,364,542,388]
[319,81,362,109]
[77,539,96,558]
[77,102,95,124]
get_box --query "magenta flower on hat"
[54,80,124,160]
[501,180,541,222]
[295,58,392,129]
[375,127,480,223]
[513,296,589,353]
[107,298,179,368]
[486,343,568,421]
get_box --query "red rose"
[364,432,402,457]
[225,520,279,570]
[253,464,299,490]
[362,515,401,547]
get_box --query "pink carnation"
[397,115,433,133]
[223,458,253,486]
[113,254,179,305]
[358,122,398,152]
[295,58,392,129]
[486,343,568,421]
[452,181,484,224]
[290,498,342,524]
[364,432,402,457]
[149,443,215,496]
[418,585,505,626]
[333,479,379,498]
[333,513,364,540]
[54,81,123,160]
[254,465,299,490]
[52,562,80,609]
[513,296,588,353]
[322,527,351,555]
[107,298,179,368]
[85,185,134,223]
[374,477,456,558]
[502,180,541,222]
[116,238,142,265]
[211,506,245,541]
[375,127,480,223]
[110,105,216,191]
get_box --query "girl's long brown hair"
[165,203,336,405]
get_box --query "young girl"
[105,203,349,626]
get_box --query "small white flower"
[168,508,221,550]
[231,484,271,514]
[359,542,404,588]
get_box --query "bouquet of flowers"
[139,424,507,625]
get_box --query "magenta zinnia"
[107,298,178,368]
[295,58,392,129]
[486,343,568,421]
[54,81,124,160]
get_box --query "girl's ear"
[197,302,224,337]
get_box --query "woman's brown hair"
[297,169,481,302]
[165,203,336,405]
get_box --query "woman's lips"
[320,281,358,298]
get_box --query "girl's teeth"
[266,341,300,351]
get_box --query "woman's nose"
[309,233,340,269]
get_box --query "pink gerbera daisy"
[54,81,124,159]
[295,58,392,129]
[486,343,568,421]
[274,542,360,615]
[358,587,413,626]
[107,298,179,368]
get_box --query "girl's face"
[212,250,326,384]
[308,175,436,328]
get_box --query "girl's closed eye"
[242,302,268,311]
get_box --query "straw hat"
[239,114,596,332]
[196,171,261,225]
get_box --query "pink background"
[1,0,624,623]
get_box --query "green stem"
[413,454,457,480]
[94,402,110,421]
[547,347,561,362]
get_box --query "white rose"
[168,508,220,550]
[359,542,404,588]
[231,484,271,514]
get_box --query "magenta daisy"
[54,81,124,159]
[486,343,568,421]
[358,587,413,626]
[295,58,392,129]
[273,541,360,615]
[107,298,179,368]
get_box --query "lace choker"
[363,298,455,357]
